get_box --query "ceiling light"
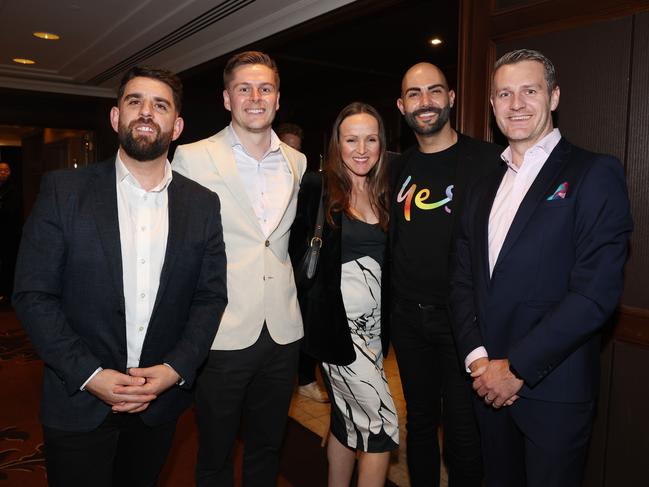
[429,38,443,46]
[33,32,60,40]
[13,58,35,65]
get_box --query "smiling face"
[491,60,560,155]
[110,76,183,162]
[397,63,455,136]
[339,113,381,183]
[223,64,280,135]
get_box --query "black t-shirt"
[391,145,457,304]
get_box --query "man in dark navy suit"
[450,49,632,487]
[13,66,227,487]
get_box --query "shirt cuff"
[163,363,185,386]
[81,367,103,391]
[465,347,488,373]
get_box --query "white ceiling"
[0,0,355,97]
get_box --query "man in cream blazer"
[173,51,306,487]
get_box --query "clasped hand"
[469,358,523,409]
[85,365,180,414]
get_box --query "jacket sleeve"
[509,156,633,387]
[13,172,102,394]
[288,171,322,276]
[449,180,485,361]
[162,190,227,387]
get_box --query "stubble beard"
[118,118,172,162]
[404,104,451,136]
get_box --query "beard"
[118,117,172,161]
[403,104,451,136]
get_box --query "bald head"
[400,63,449,96]
[397,62,455,138]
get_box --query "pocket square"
[547,181,569,200]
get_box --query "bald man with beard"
[388,63,501,487]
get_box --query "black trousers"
[476,395,594,487]
[391,297,482,487]
[297,350,317,385]
[43,413,177,487]
[195,324,300,487]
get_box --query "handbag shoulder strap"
[313,172,325,239]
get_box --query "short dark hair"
[276,122,303,141]
[223,51,280,90]
[493,49,558,94]
[117,66,183,113]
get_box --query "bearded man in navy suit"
[450,49,632,487]
[13,66,227,487]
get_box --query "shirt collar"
[500,128,562,172]
[226,123,281,158]
[115,153,173,192]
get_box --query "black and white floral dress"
[321,214,399,452]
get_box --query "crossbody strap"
[312,173,325,244]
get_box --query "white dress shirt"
[116,155,172,369]
[227,124,292,237]
[81,156,172,389]
[464,129,562,370]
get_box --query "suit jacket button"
[265,240,270,247]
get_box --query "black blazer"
[13,159,228,431]
[388,134,503,295]
[289,172,390,366]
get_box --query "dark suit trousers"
[43,413,177,487]
[195,324,300,487]
[391,297,482,487]
[475,396,594,487]
[297,350,317,385]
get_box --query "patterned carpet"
[0,308,397,486]
[0,310,46,485]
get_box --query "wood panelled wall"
[626,12,649,309]
[458,1,649,485]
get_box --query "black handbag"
[295,177,325,287]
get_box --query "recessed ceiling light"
[33,32,61,40]
[13,58,36,65]
[429,37,443,46]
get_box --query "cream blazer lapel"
[205,130,264,235]
[263,142,303,239]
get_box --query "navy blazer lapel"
[91,160,125,307]
[453,136,482,227]
[453,136,474,208]
[151,175,188,318]
[494,138,570,271]
[478,167,506,285]
[451,142,470,229]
